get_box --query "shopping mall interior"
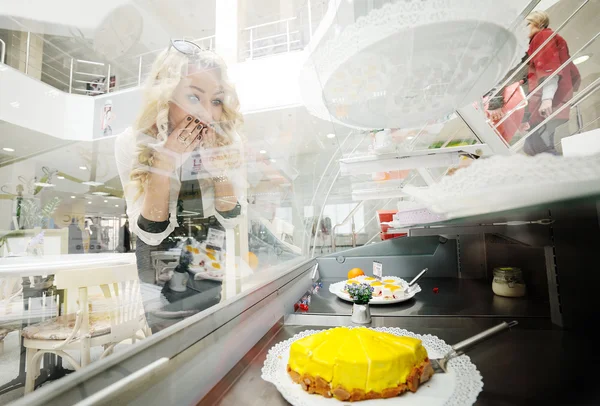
[0,0,599,405]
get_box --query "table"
[201,319,600,405]
[0,253,136,395]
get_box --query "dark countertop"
[303,278,550,318]
[201,319,600,406]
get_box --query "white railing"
[2,0,329,94]
[240,0,327,61]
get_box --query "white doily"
[404,153,600,218]
[262,327,483,406]
[301,0,526,128]
[392,208,448,227]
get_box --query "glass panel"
[1,0,597,403]
[482,0,600,155]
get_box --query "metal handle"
[73,357,169,406]
[452,321,518,354]
[408,268,428,287]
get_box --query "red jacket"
[527,29,581,125]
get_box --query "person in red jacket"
[523,11,580,155]
[488,11,580,155]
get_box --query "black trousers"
[524,119,568,156]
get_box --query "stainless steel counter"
[199,317,599,406]
[303,278,550,318]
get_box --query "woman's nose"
[196,101,213,122]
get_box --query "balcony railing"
[0,0,328,96]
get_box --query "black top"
[137,179,240,247]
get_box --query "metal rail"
[511,76,600,152]
[0,39,5,64]
[488,0,590,102]
[331,201,365,251]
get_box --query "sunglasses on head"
[170,39,204,56]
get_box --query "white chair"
[0,276,24,351]
[22,263,151,393]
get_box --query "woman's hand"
[162,115,207,155]
[488,108,504,122]
[539,99,553,118]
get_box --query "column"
[15,29,44,81]
[215,0,245,64]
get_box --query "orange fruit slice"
[347,268,365,279]
[246,252,259,270]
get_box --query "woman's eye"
[187,94,200,103]
[212,99,223,106]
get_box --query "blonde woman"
[115,40,245,328]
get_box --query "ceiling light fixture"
[115,204,119,207]
[270,158,277,163]
[57,176,65,179]
[71,196,76,199]
[326,133,336,139]
[92,191,110,196]
[9,101,19,108]
[79,166,87,170]
[88,201,92,204]
[2,147,15,152]
[76,59,105,66]
[259,150,267,154]
[104,200,108,203]
[81,181,104,187]
[573,54,590,65]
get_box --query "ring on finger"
[178,131,192,143]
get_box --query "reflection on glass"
[483,5,599,156]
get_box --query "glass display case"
[0,0,599,405]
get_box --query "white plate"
[261,327,483,406]
[329,276,421,304]
[189,266,224,281]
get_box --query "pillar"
[215,0,245,64]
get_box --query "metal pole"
[331,201,364,251]
[511,76,600,152]
[106,64,111,93]
[575,104,584,134]
[351,218,356,248]
[25,32,31,74]
[69,58,73,93]
[495,30,600,129]
[286,20,291,52]
[137,56,142,86]
[307,0,313,39]
[489,0,589,102]
[0,39,5,64]
[249,29,254,59]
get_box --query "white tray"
[329,276,421,304]
[261,327,483,406]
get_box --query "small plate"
[329,276,421,304]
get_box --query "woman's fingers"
[184,123,205,152]
[172,115,198,144]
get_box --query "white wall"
[0,66,94,141]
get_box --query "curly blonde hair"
[129,46,244,199]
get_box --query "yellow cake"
[287,327,434,401]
